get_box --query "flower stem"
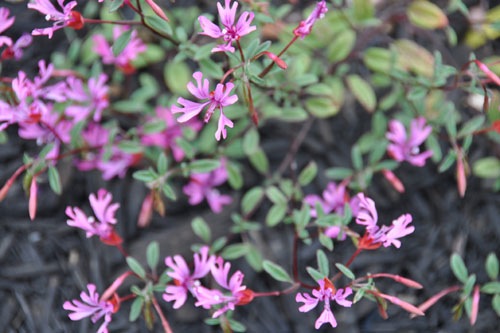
[83,18,141,25]
[258,35,298,78]
[152,296,173,333]
[332,247,362,282]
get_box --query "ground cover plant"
[0,0,500,332]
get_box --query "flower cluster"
[354,193,414,248]
[296,278,352,329]
[63,284,116,333]
[163,247,253,318]
[293,1,328,38]
[386,117,433,167]
[198,0,256,53]
[65,189,122,245]
[305,181,348,217]
[183,159,232,213]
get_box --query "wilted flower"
[172,72,238,140]
[296,279,352,329]
[198,0,256,53]
[63,284,116,333]
[386,117,433,167]
[293,1,328,39]
[28,0,84,39]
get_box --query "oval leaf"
[263,260,293,283]
[346,74,376,112]
[408,0,449,30]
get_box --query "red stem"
[152,296,173,333]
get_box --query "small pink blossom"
[354,193,378,232]
[63,284,115,333]
[65,189,121,244]
[28,0,84,39]
[296,279,352,329]
[172,71,238,140]
[65,74,109,122]
[92,26,146,74]
[183,160,232,213]
[1,33,33,61]
[386,117,433,167]
[163,246,215,309]
[194,257,253,318]
[198,0,256,53]
[305,181,347,217]
[293,1,328,39]
[140,106,202,162]
[0,7,15,48]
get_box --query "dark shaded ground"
[1,1,500,333]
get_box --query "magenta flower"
[354,193,378,232]
[386,117,433,167]
[163,246,215,309]
[198,0,256,53]
[27,0,83,39]
[172,72,238,140]
[194,256,253,318]
[376,214,415,248]
[296,279,352,329]
[293,1,328,39]
[305,181,347,217]
[92,26,146,74]
[140,106,202,162]
[65,189,121,244]
[63,284,115,333]
[0,7,15,48]
[65,74,109,122]
[1,33,33,61]
[183,160,232,213]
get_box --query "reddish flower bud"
[382,169,405,193]
[138,192,154,228]
[68,11,84,30]
[237,289,255,305]
[261,51,288,70]
[29,176,38,221]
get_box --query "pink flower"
[172,72,238,140]
[63,284,115,333]
[293,1,328,39]
[65,189,121,244]
[296,279,352,329]
[1,33,33,61]
[183,160,232,213]
[198,0,256,53]
[0,7,15,48]
[353,193,414,248]
[194,257,253,318]
[140,106,202,161]
[305,181,347,217]
[27,0,84,39]
[163,246,215,309]
[92,26,146,74]
[65,74,109,122]
[386,117,433,167]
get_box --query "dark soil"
[1,1,499,333]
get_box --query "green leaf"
[191,217,211,243]
[133,169,158,183]
[189,159,220,173]
[363,47,397,73]
[306,266,325,281]
[457,115,485,138]
[481,281,500,294]
[305,97,341,118]
[146,241,160,271]
[164,61,191,95]
[335,263,356,280]
[353,0,375,21]
[199,58,224,78]
[266,203,287,227]
[451,253,468,284]
[112,29,132,56]
[317,250,330,277]
[298,161,318,186]
[117,140,143,154]
[157,152,168,175]
[473,157,500,179]
[266,186,287,205]
[162,183,177,201]
[211,236,227,253]
[263,260,293,283]
[109,0,124,12]
[144,15,173,36]
[346,74,376,112]
[126,256,146,279]
[293,205,310,230]
[408,0,449,30]
[243,128,260,155]
[351,145,363,170]
[129,296,144,322]
[228,319,246,332]
[319,232,334,251]
[493,294,500,317]
[47,166,62,195]
[327,28,356,63]
[220,243,249,260]
[245,245,263,272]
[241,187,264,215]
[143,119,166,134]
[227,162,243,190]
[486,252,499,280]
[249,149,269,174]
[325,167,353,180]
